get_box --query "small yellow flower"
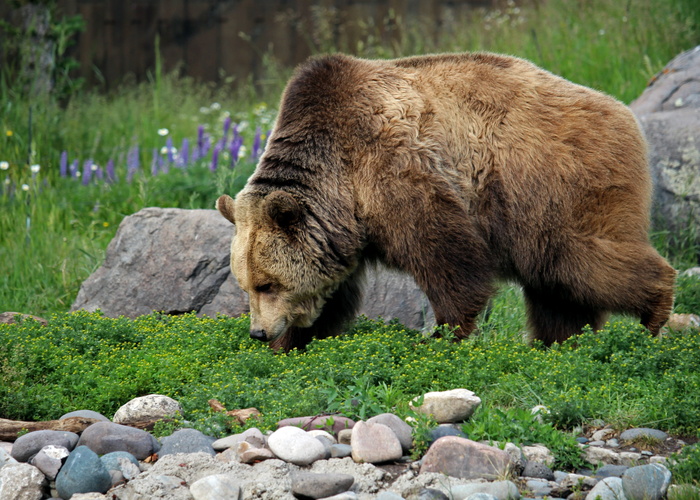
[103,222,110,228]
[5,130,12,137]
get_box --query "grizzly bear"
[216,52,676,351]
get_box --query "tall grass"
[1,0,698,315]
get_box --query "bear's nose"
[250,329,267,341]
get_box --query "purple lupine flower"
[222,116,232,144]
[105,159,116,183]
[251,126,263,159]
[166,137,175,164]
[178,138,189,168]
[59,151,68,177]
[229,134,243,167]
[197,125,205,158]
[211,142,222,172]
[127,145,140,183]
[151,148,160,176]
[94,164,104,182]
[70,159,79,178]
[82,159,93,185]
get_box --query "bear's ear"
[264,190,302,229]
[216,194,236,225]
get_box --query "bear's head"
[216,190,360,350]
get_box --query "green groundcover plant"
[1,308,699,473]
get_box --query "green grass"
[1,309,699,472]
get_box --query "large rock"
[630,46,700,246]
[420,437,512,480]
[71,207,435,330]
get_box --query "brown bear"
[216,52,676,352]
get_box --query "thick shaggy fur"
[217,52,676,351]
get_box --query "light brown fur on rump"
[217,52,675,351]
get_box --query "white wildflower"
[238,145,248,159]
[210,102,221,111]
[0,161,8,170]
[30,164,40,174]
[158,128,170,136]
[21,183,29,191]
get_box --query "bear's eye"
[255,283,273,293]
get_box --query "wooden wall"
[35,0,495,88]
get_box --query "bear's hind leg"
[523,286,608,346]
[529,237,675,342]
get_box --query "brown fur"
[217,52,676,351]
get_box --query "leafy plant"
[462,405,588,471]
[668,444,700,486]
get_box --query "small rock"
[376,492,405,500]
[619,428,668,443]
[606,438,620,448]
[331,444,353,458]
[77,421,160,460]
[338,429,353,445]
[319,493,358,500]
[622,463,672,500]
[428,425,468,446]
[585,446,621,466]
[30,444,70,480]
[666,313,700,331]
[682,267,700,277]
[591,428,616,442]
[367,413,413,454]
[277,415,356,436]
[575,437,589,444]
[411,389,481,423]
[586,477,624,500]
[0,447,19,467]
[55,446,112,500]
[59,410,111,422]
[450,480,520,500]
[11,430,79,462]
[620,451,643,466]
[309,429,337,444]
[503,442,526,475]
[112,394,183,425]
[522,460,554,480]
[267,426,327,466]
[212,427,265,451]
[351,421,403,464]
[0,463,47,500]
[239,446,276,464]
[0,312,47,325]
[190,473,241,500]
[463,494,498,500]
[594,464,629,479]
[291,472,354,499]
[403,487,449,500]
[159,428,216,456]
[420,436,512,480]
[525,479,553,497]
[100,451,141,481]
[521,444,555,467]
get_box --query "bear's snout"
[250,329,268,341]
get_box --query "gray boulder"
[55,446,112,500]
[158,428,216,457]
[77,422,160,460]
[11,430,79,463]
[71,207,435,331]
[630,45,700,247]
